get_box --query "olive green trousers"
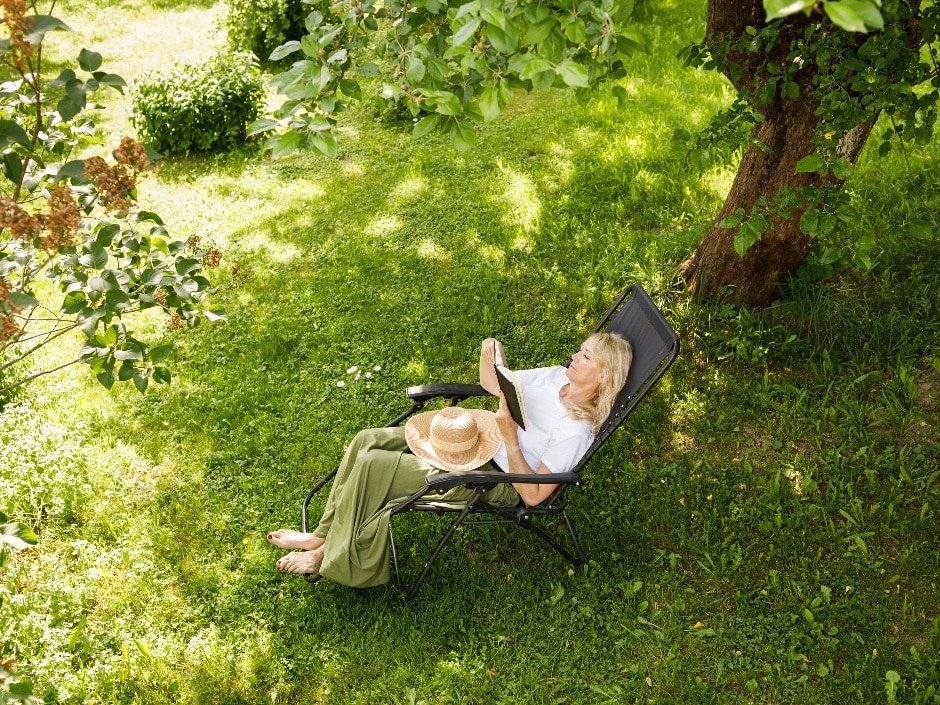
[311,426,519,587]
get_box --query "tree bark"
[680,0,874,306]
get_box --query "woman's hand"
[479,338,503,396]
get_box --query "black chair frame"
[299,284,680,601]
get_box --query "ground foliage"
[0,0,938,704]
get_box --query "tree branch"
[0,357,80,397]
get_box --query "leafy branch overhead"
[0,1,227,397]
[250,0,650,154]
[765,0,885,33]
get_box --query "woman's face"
[566,342,604,391]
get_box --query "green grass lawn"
[1,0,938,703]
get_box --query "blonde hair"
[562,332,633,433]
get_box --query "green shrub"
[131,52,265,155]
[224,0,308,63]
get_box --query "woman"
[266,332,633,586]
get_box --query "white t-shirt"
[491,366,594,475]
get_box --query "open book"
[494,342,530,430]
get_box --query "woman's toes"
[275,550,323,575]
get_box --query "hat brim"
[405,408,503,472]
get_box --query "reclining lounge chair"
[300,283,680,601]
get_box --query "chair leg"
[301,466,338,533]
[514,513,585,566]
[561,510,587,565]
[405,500,478,602]
[389,488,487,602]
[483,502,587,567]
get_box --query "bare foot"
[276,547,324,575]
[266,529,324,551]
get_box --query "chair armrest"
[405,383,493,403]
[425,470,581,493]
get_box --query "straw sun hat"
[405,406,503,472]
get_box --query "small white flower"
[354,372,361,381]
[373,365,381,372]
[337,380,346,388]
[346,365,359,374]
[365,372,372,378]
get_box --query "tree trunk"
[680,0,874,306]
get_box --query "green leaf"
[764,0,816,20]
[25,15,71,44]
[265,131,304,158]
[524,19,555,45]
[153,367,171,385]
[451,120,477,151]
[557,61,590,88]
[412,114,441,138]
[202,309,227,322]
[405,56,426,83]
[133,370,149,393]
[480,6,506,30]
[0,120,33,149]
[88,275,114,292]
[247,118,279,138]
[114,346,144,362]
[719,208,745,229]
[531,68,555,91]
[486,21,519,54]
[149,343,173,364]
[479,86,501,122]
[80,242,109,269]
[819,246,845,264]
[78,48,103,71]
[908,219,933,240]
[733,219,764,256]
[94,73,126,90]
[326,48,348,64]
[309,131,338,157]
[2,152,23,185]
[795,153,825,173]
[516,56,553,80]
[62,290,87,314]
[270,40,301,61]
[5,290,37,313]
[452,17,482,47]
[564,18,586,44]
[339,78,362,99]
[96,369,114,389]
[55,160,87,182]
[831,156,854,180]
[58,95,82,122]
[1,521,37,551]
[836,204,860,223]
[429,91,462,116]
[843,0,884,29]
[855,233,876,251]
[824,1,869,32]
[852,250,872,270]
